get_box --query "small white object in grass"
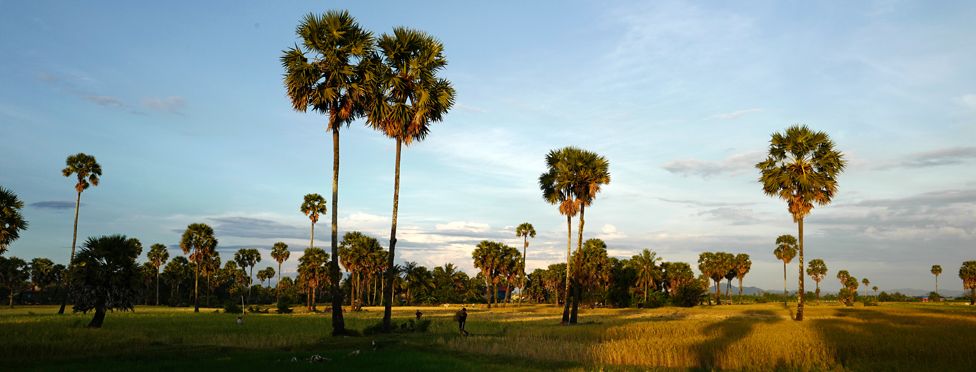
[236,316,243,325]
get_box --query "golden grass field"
[2,302,974,370]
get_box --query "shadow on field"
[694,310,784,370]
[813,307,976,370]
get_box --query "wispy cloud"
[84,95,128,109]
[710,108,763,120]
[661,151,763,178]
[596,224,627,240]
[29,201,79,210]
[698,207,761,225]
[959,94,976,110]
[876,146,976,169]
[143,96,186,114]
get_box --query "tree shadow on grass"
[693,309,785,370]
[813,307,976,370]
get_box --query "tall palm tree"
[147,243,169,306]
[774,234,798,303]
[961,261,976,305]
[630,249,660,304]
[282,10,373,335]
[567,149,610,323]
[699,252,733,305]
[0,186,29,255]
[298,247,329,311]
[180,223,217,312]
[931,265,942,295]
[757,125,846,321]
[861,278,870,292]
[540,148,580,323]
[733,253,752,298]
[233,248,261,303]
[58,152,102,314]
[367,27,455,331]
[515,222,536,306]
[271,242,290,301]
[806,258,828,300]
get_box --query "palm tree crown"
[757,125,846,221]
[0,186,28,255]
[62,153,102,193]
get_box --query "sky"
[1,0,974,293]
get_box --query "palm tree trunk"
[738,277,744,297]
[155,270,161,306]
[796,218,805,321]
[276,261,282,302]
[715,280,721,305]
[726,279,732,304]
[561,215,572,324]
[193,252,200,313]
[206,275,212,307]
[382,137,402,332]
[58,190,83,315]
[484,275,491,308]
[329,125,346,334]
[935,275,939,294]
[815,280,821,300]
[570,204,585,324]
[519,236,527,307]
[783,262,787,305]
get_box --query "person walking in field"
[455,307,469,336]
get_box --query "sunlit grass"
[2,302,974,370]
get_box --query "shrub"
[362,319,432,335]
[672,282,706,307]
[223,301,242,314]
[642,292,667,309]
[276,300,293,314]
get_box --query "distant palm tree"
[147,243,170,305]
[931,265,942,295]
[234,248,261,303]
[861,278,870,291]
[282,11,374,335]
[630,249,661,304]
[758,125,845,320]
[58,152,102,315]
[366,27,456,332]
[300,193,328,250]
[699,252,734,305]
[571,239,611,311]
[29,258,56,297]
[258,267,275,287]
[872,286,878,296]
[961,261,976,305]
[181,223,217,312]
[498,245,521,305]
[567,149,610,323]
[0,256,28,307]
[774,235,798,302]
[472,241,505,308]
[733,254,752,298]
[515,222,536,306]
[836,270,851,286]
[271,242,290,301]
[0,186,28,255]
[806,258,828,300]
[298,247,329,311]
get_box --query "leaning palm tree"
[147,243,169,306]
[931,265,942,295]
[539,148,580,324]
[0,186,29,256]
[757,125,845,321]
[366,27,455,331]
[774,235,798,303]
[806,258,828,300]
[180,223,218,313]
[271,242,290,301]
[58,153,102,314]
[282,11,374,336]
[515,222,536,306]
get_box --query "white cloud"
[596,224,627,240]
[711,108,763,120]
[960,94,976,110]
[143,96,186,114]
[435,221,490,233]
[662,151,763,178]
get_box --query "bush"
[672,282,707,307]
[641,292,668,309]
[863,298,879,306]
[362,319,432,335]
[276,300,293,314]
[247,305,269,314]
[223,301,242,314]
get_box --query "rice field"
[2,302,974,370]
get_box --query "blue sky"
[1,1,974,293]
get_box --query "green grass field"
[2,302,974,371]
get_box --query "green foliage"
[362,319,432,335]
[0,186,29,255]
[276,299,293,314]
[672,281,706,307]
[69,235,142,326]
[0,256,29,306]
[223,301,242,314]
[643,291,668,309]
[62,153,102,193]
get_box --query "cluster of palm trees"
[338,232,387,309]
[539,146,611,324]
[471,240,522,308]
[281,9,455,333]
[697,252,752,304]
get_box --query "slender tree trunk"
[247,266,254,305]
[484,275,491,308]
[58,190,83,315]
[815,280,821,300]
[570,204,585,324]
[382,138,402,332]
[796,218,805,321]
[935,275,939,294]
[156,270,161,306]
[8,291,13,308]
[561,215,572,324]
[726,279,732,304]
[194,253,200,313]
[520,236,528,307]
[276,262,282,302]
[783,262,788,305]
[970,287,975,306]
[328,126,346,334]
[738,277,744,297]
[715,280,721,305]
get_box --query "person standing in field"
[455,307,469,336]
